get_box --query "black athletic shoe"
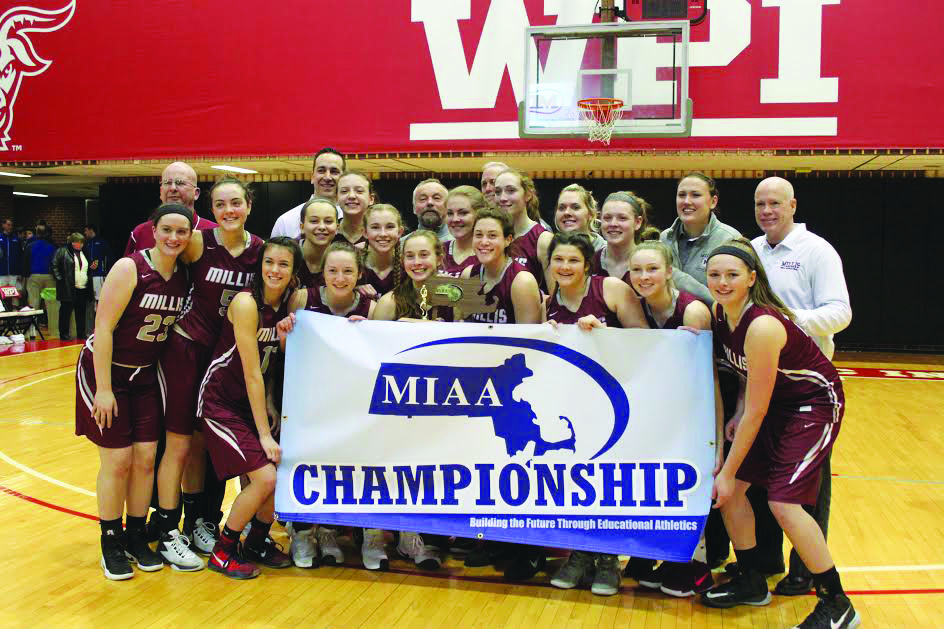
[101,535,133,581]
[464,541,513,568]
[145,515,162,544]
[700,568,772,609]
[623,556,657,581]
[502,547,546,581]
[243,536,293,569]
[775,574,814,596]
[124,529,164,572]
[792,594,861,628]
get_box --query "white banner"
[275,312,716,560]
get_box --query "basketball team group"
[74,148,859,629]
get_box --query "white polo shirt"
[751,224,851,360]
[270,196,343,239]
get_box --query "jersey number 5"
[137,314,176,343]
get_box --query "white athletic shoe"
[290,525,318,568]
[396,532,441,570]
[158,530,205,572]
[190,518,218,555]
[316,527,343,565]
[10,334,25,344]
[362,529,389,571]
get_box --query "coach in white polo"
[751,177,851,360]
[750,175,851,597]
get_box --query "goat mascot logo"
[0,0,75,150]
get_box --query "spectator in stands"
[84,223,114,305]
[0,218,22,305]
[270,147,345,239]
[52,232,93,340]
[23,224,57,312]
[124,162,215,255]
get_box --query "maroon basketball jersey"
[509,223,547,286]
[643,290,699,330]
[333,231,367,247]
[87,251,189,366]
[546,276,621,328]
[465,260,529,324]
[175,228,263,347]
[591,247,632,285]
[361,264,395,295]
[442,240,477,277]
[124,215,216,257]
[197,292,288,422]
[712,303,843,420]
[298,263,324,290]
[304,286,372,318]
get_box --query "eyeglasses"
[160,179,195,189]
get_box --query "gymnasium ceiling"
[3,150,942,198]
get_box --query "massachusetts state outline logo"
[0,0,75,150]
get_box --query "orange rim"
[577,97,624,113]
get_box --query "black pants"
[59,289,90,339]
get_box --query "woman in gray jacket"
[660,173,741,302]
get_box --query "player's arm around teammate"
[699,240,859,629]
[78,205,194,580]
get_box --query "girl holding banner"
[459,207,546,581]
[76,204,193,581]
[628,239,719,598]
[370,229,451,569]
[543,230,647,596]
[700,239,858,629]
[460,208,542,327]
[200,237,300,579]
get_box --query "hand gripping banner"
[275,312,716,561]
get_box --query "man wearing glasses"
[123,162,216,256]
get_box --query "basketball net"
[578,98,623,145]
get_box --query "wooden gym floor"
[0,343,941,628]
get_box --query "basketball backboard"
[519,20,692,140]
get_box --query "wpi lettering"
[290,461,700,510]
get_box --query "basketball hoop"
[578,98,624,144]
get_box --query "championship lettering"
[290,461,700,510]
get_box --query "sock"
[812,566,844,599]
[246,517,273,548]
[100,517,123,539]
[155,506,180,533]
[220,525,241,549]
[126,515,147,532]
[181,492,202,530]
[734,546,760,573]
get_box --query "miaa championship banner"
[275,312,716,561]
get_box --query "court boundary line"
[0,344,81,357]
[1,482,943,596]
[0,369,96,497]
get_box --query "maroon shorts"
[75,343,163,448]
[202,415,273,481]
[161,331,213,435]
[736,404,843,505]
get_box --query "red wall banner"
[1,0,940,161]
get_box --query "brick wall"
[12,196,87,246]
